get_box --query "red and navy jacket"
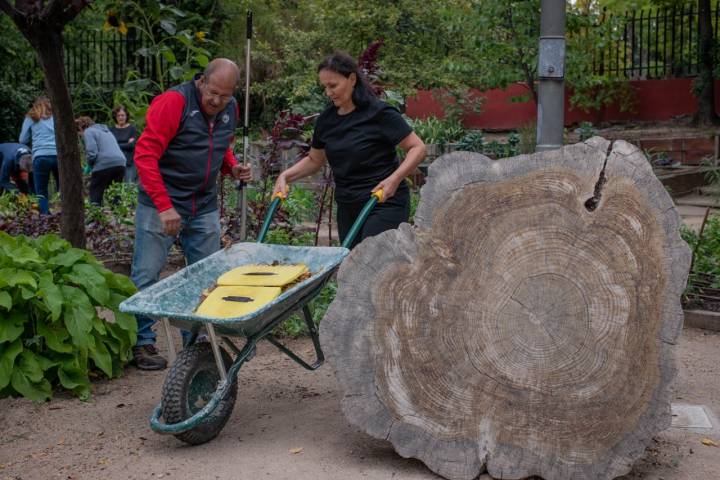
[135,79,238,216]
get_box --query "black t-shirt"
[109,124,137,165]
[311,99,412,203]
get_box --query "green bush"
[0,232,138,401]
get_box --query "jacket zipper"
[193,120,215,216]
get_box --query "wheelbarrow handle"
[341,189,383,249]
[257,192,285,243]
[257,189,382,247]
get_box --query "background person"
[0,143,33,194]
[76,116,126,206]
[130,58,251,370]
[19,96,58,214]
[273,51,426,248]
[109,105,138,183]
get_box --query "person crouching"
[76,116,126,206]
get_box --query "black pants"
[90,166,125,205]
[336,189,410,249]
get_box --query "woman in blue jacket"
[19,97,58,214]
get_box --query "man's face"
[198,74,235,117]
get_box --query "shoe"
[132,344,168,370]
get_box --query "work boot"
[132,344,168,370]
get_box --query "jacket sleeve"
[134,91,185,212]
[18,117,32,146]
[221,146,238,176]
[84,130,99,167]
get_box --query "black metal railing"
[591,1,719,79]
[63,28,161,89]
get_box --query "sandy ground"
[1,326,718,480]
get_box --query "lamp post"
[536,0,566,152]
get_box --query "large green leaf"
[89,333,113,377]
[0,268,37,289]
[60,286,94,347]
[58,357,91,401]
[36,320,73,353]
[92,315,107,335]
[33,234,69,257]
[9,244,42,266]
[105,273,137,296]
[38,271,63,322]
[65,264,109,305]
[0,311,26,343]
[0,291,11,311]
[17,350,43,383]
[48,248,87,269]
[10,370,51,402]
[0,339,23,389]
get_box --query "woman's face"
[116,109,128,126]
[319,69,355,111]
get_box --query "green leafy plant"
[0,232,138,401]
[457,130,485,153]
[409,116,465,147]
[274,281,337,338]
[577,121,598,141]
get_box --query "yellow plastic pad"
[196,286,282,318]
[217,264,308,287]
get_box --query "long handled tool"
[238,10,252,240]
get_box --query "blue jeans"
[33,155,59,214]
[130,203,221,346]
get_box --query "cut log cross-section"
[320,138,691,480]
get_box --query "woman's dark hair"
[112,104,129,123]
[318,51,376,107]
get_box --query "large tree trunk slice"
[320,138,691,480]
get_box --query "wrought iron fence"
[592,1,719,79]
[63,28,161,90]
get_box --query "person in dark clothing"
[76,116,126,206]
[109,105,138,183]
[0,143,33,194]
[273,51,425,249]
[130,58,252,370]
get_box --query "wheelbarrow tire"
[160,342,238,445]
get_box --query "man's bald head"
[197,58,241,116]
[203,58,241,87]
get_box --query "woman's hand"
[371,176,401,202]
[273,173,289,198]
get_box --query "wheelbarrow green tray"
[119,242,349,336]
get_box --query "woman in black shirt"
[273,52,426,248]
[109,105,138,183]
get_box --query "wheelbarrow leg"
[161,317,177,364]
[264,305,325,370]
[205,322,227,383]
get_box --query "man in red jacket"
[130,58,252,370]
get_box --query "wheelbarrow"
[119,190,383,445]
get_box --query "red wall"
[405,79,720,130]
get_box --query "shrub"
[0,232,138,401]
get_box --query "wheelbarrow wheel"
[160,342,238,445]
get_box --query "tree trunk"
[321,138,691,480]
[21,29,85,247]
[695,0,719,125]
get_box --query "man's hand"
[232,164,252,181]
[159,207,182,236]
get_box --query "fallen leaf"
[701,438,718,447]
[57,437,65,445]
[289,447,303,454]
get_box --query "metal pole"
[536,0,566,152]
[238,10,253,240]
